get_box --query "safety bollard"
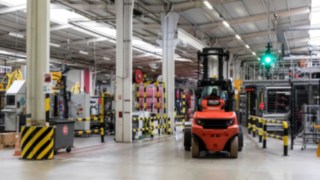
[252,117,256,138]
[100,93,105,143]
[248,116,252,134]
[283,121,289,156]
[258,118,263,143]
[262,119,267,149]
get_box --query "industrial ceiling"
[0,0,315,81]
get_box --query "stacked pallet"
[0,132,16,149]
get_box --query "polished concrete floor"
[0,132,319,180]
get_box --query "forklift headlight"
[194,119,203,126]
[226,119,234,126]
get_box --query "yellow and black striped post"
[45,94,50,122]
[258,118,263,143]
[167,117,171,134]
[155,82,161,136]
[262,119,267,149]
[21,126,54,160]
[163,82,166,114]
[283,121,289,156]
[248,116,252,134]
[136,84,141,111]
[100,93,105,143]
[252,117,256,138]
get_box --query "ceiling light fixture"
[235,34,241,40]
[8,32,24,38]
[50,43,61,48]
[222,20,230,28]
[103,56,110,61]
[252,52,256,56]
[79,50,89,55]
[245,44,250,49]
[203,0,213,10]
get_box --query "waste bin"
[50,119,75,154]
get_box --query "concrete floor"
[0,132,319,180]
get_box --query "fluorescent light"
[257,57,261,61]
[103,57,110,61]
[175,58,193,62]
[235,34,241,40]
[278,50,281,53]
[9,32,24,38]
[245,44,250,49]
[16,59,26,62]
[222,21,230,28]
[252,52,256,56]
[203,0,213,9]
[79,50,89,55]
[137,66,143,69]
[151,69,156,72]
[0,0,25,6]
[50,43,61,48]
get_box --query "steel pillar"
[161,12,179,132]
[115,0,134,142]
[26,0,50,126]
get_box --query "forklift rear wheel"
[66,147,72,153]
[192,137,200,158]
[230,137,238,158]
[238,126,244,152]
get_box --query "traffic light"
[260,43,275,69]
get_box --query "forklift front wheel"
[230,137,238,158]
[184,127,191,151]
[192,137,200,158]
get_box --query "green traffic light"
[265,56,271,63]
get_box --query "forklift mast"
[197,48,230,81]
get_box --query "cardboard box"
[0,133,16,147]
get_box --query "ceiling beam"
[199,6,310,30]
[0,5,26,14]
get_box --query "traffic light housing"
[260,43,275,69]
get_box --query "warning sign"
[259,102,264,110]
[43,73,52,93]
[62,125,68,135]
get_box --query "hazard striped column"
[143,83,148,136]
[45,93,50,122]
[21,126,54,160]
[100,93,105,143]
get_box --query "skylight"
[0,0,181,60]
[0,0,25,6]
[309,0,320,46]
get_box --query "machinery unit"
[69,93,91,131]
[184,48,243,158]
[2,80,26,131]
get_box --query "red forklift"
[184,48,243,158]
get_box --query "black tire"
[238,126,244,152]
[192,137,200,158]
[184,127,191,151]
[66,147,72,153]
[54,150,58,155]
[230,137,238,158]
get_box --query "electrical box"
[2,80,26,131]
[69,93,90,131]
